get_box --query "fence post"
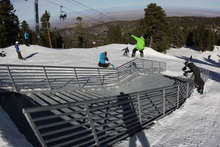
[131,62,133,74]
[116,68,120,83]
[163,89,166,116]
[97,69,102,86]
[74,68,80,88]
[43,67,51,90]
[186,82,189,98]
[23,110,46,147]
[137,94,142,126]
[177,85,180,108]
[7,66,18,92]
[84,104,100,146]
[142,60,145,74]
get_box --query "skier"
[182,61,204,94]
[24,31,29,46]
[129,34,145,57]
[122,47,129,56]
[15,41,23,60]
[98,51,110,68]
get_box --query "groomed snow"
[0,44,219,147]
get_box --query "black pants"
[195,75,204,91]
[132,48,143,57]
[98,62,110,67]
[17,51,23,59]
[25,39,29,46]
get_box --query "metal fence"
[0,59,209,147]
[21,68,209,147]
[0,58,166,92]
[22,81,193,147]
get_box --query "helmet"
[104,51,107,55]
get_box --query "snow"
[0,44,220,147]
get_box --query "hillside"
[57,17,220,48]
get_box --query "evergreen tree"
[40,10,51,48]
[72,17,87,48]
[187,26,215,51]
[105,25,123,44]
[0,0,19,47]
[170,26,185,48]
[20,20,34,44]
[140,3,171,52]
[51,28,63,48]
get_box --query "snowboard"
[108,64,115,69]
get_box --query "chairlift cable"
[45,0,101,23]
[70,0,115,21]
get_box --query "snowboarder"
[24,31,29,46]
[0,51,5,57]
[15,41,23,60]
[122,47,129,56]
[182,61,204,94]
[98,51,110,68]
[129,34,145,57]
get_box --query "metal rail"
[0,59,166,92]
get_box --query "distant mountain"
[29,8,220,29]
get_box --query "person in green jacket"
[130,34,145,57]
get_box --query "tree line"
[1,0,220,52]
[0,0,63,48]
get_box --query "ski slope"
[0,44,220,147]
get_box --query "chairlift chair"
[60,6,67,21]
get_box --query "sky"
[11,0,220,23]
[0,43,220,146]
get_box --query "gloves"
[183,71,188,77]
[105,57,108,61]
[182,66,186,71]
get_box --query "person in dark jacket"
[182,61,204,94]
[15,41,23,60]
[98,51,110,67]
[122,47,129,56]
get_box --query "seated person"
[98,51,110,67]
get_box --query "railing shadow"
[117,92,150,147]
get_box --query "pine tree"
[20,20,32,44]
[0,0,19,47]
[105,25,123,44]
[140,3,171,52]
[40,10,51,48]
[72,17,87,48]
[51,28,63,48]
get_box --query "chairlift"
[60,6,67,21]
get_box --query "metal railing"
[22,81,192,147]
[0,58,166,92]
[1,59,209,147]
[21,68,209,147]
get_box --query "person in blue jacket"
[24,31,29,46]
[98,51,110,67]
[15,41,23,59]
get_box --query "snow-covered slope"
[0,44,219,147]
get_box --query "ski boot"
[132,53,135,57]
[140,53,144,57]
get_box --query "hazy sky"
[11,0,220,22]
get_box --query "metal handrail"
[0,58,166,92]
